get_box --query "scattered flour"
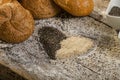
[56,36,94,59]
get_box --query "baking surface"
[1,0,120,80]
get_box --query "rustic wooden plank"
[0,64,27,80]
[1,0,120,80]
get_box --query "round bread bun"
[0,0,34,43]
[19,0,61,19]
[54,0,94,16]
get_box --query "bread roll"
[20,0,61,19]
[54,0,94,16]
[0,0,34,43]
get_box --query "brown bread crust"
[0,0,34,43]
[54,0,94,16]
[20,0,61,19]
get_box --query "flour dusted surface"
[56,36,94,59]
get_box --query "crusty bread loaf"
[54,0,94,16]
[20,0,61,19]
[0,0,34,43]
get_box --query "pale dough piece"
[56,36,94,59]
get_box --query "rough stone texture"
[1,0,120,80]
